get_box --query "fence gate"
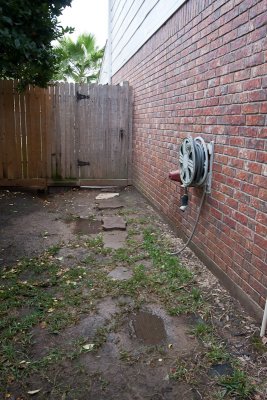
[0,80,132,188]
[75,83,131,186]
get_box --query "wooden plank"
[54,83,61,179]
[118,84,128,179]
[39,85,47,179]
[74,83,80,180]
[27,86,42,178]
[59,82,66,178]
[45,85,53,179]
[20,88,28,178]
[127,84,133,183]
[78,83,90,179]
[0,80,5,178]
[101,84,109,179]
[13,80,23,179]
[50,85,57,179]
[89,83,97,179]
[0,178,46,188]
[4,80,17,179]
[111,84,120,178]
[64,83,70,179]
[69,83,77,179]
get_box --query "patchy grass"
[217,369,256,399]
[0,213,261,399]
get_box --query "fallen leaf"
[47,308,54,313]
[82,343,94,351]
[262,336,267,345]
[27,389,41,395]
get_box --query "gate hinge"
[77,160,90,167]
[76,91,90,101]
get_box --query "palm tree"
[54,33,104,83]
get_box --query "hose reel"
[170,136,214,212]
[179,136,209,188]
[169,136,214,255]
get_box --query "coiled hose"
[171,137,208,255]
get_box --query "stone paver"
[102,216,127,231]
[96,199,124,210]
[95,193,119,200]
[107,266,133,280]
[103,231,127,249]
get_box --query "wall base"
[137,188,263,322]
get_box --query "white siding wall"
[99,0,187,84]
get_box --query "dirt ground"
[0,187,266,400]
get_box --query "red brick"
[241,183,259,196]
[246,114,266,126]
[253,175,267,189]
[243,78,262,91]
[241,103,260,114]
[238,203,256,219]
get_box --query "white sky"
[59,0,108,49]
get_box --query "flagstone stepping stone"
[108,266,133,281]
[96,199,124,210]
[102,216,127,231]
[95,193,119,200]
[103,231,127,249]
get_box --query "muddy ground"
[0,187,266,400]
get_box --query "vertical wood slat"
[39,84,47,179]
[55,84,61,179]
[45,86,52,179]
[27,86,42,178]
[4,80,17,179]
[20,88,28,179]
[64,83,70,179]
[0,80,5,179]
[59,82,66,179]
[127,85,133,183]
[13,80,22,179]
[69,83,76,179]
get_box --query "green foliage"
[0,0,73,89]
[54,33,104,83]
[206,344,230,364]
[218,369,256,398]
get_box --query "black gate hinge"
[76,91,90,101]
[77,160,90,167]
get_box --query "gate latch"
[77,160,90,167]
[76,91,90,101]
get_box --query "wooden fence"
[0,80,132,188]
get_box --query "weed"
[47,244,61,256]
[218,369,256,398]
[169,364,189,381]
[93,326,109,349]
[119,350,138,364]
[250,334,267,354]
[82,255,95,264]
[206,344,230,364]
[192,321,213,339]
[85,235,103,249]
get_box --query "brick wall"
[112,0,267,311]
